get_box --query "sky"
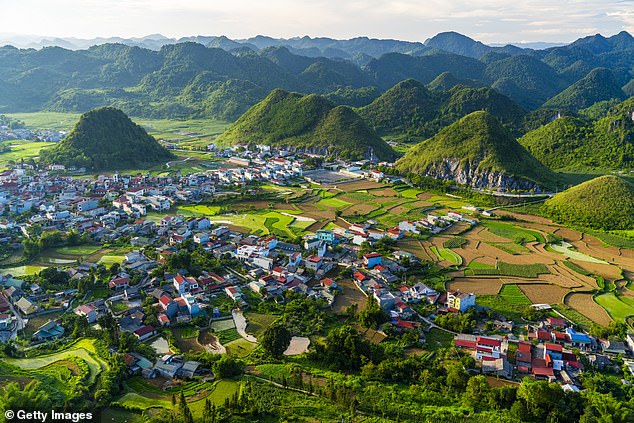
[0,0,633,44]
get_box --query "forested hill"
[357,79,526,140]
[39,107,173,170]
[395,111,558,191]
[542,175,634,230]
[0,31,633,122]
[216,89,396,161]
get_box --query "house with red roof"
[133,325,156,341]
[305,255,323,271]
[108,276,130,291]
[320,278,338,290]
[159,295,177,318]
[158,313,170,327]
[476,337,503,360]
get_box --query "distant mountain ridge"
[0,30,633,135]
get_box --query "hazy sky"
[1,0,633,43]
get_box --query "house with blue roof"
[32,320,65,342]
[566,328,592,347]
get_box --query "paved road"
[232,309,257,343]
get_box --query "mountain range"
[1,31,633,121]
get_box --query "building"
[32,320,65,342]
[109,276,130,291]
[75,303,98,323]
[363,252,382,269]
[305,255,323,271]
[446,291,476,312]
[133,325,156,341]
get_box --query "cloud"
[0,0,632,42]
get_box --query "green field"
[52,245,102,256]
[317,196,352,208]
[483,221,545,244]
[225,338,257,357]
[595,293,634,321]
[0,264,48,276]
[2,339,107,384]
[0,140,52,169]
[114,379,240,416]
[443,237,467,248]
[467,260,495,269]
[7,112,230,150]
[499,284,531,305]
[7,112,81,130]
[562,260,592,276]
[98,255,125,265]
[430,246,463,265]
[467,262,549,278]
[177,204,222,216]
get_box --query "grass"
[468,262,549,278]
[595,293,634,322]
[6,112,81,130]
[109,300,130,314]
[98,255,125,265]
[443,237,467,248]
[2,339,107,384]
[0,140,52,169]
[430,246,463,265]
[427,194,468,209]
[562,260,592,276]
[114,379,240,416]
[477,295,526,322]
[177,204,222,216]
[0,265,48,276]
[468,260,495,269]
[216,328,241,344]
[399,188,423,199]
[99,408,145,423]
[499,284,531,305]
[317,197,352,209]
[484,221,545,244]
[245,312,277,338]
[549,242,607,264]
[52,245,102,256]
[424,328,454,351]
[225,338,257,357]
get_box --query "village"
[0,143,633,395]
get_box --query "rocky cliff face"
[420,159,544,192]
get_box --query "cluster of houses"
[0,123,67,143]
[454,315,634,389]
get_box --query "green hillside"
[357,79,525,139]
[519,97,634,170]
[39,107,174,170]
[357,79,440,137]
[543,68,626,111]
[542,175,634,230]
[427,71,485,92]
[395,111,556,190]
[216,89,395,160]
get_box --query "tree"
[359,295,387,329]
[212,356,244,378]
[260,324,292,358]
[464,375,491,411]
